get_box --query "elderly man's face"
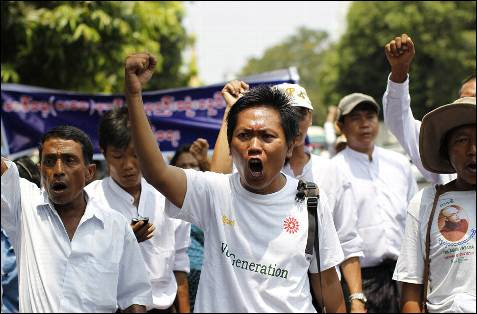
[447,124,476,187]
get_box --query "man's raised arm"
[124,53,187,208]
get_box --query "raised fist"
[124,53,157,95]
[221,80,249,108]
[384,34,415,69]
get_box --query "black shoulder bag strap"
[297,180,326,313]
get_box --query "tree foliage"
[319,1,476,120]
[240,27,331,124]
[1,1,196,93]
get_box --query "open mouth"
[51,181,67,192]
[466,162,476,173]
[248,158,264,178]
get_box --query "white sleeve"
[117,222,153,309]
[332,178,364,260]
[309,192,345,273]
[173,219,191,273]
[1,160,23,243]
[382,74,452,185]
[392,190,426,284]
[165,169,229,230]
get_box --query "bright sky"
[183,1,351,85]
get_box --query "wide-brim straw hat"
[419,97,476,174]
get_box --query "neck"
[54,192,87,218]
[348,143,374,160]
[453,178,476,191]
[290,144,310,176]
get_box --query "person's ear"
[286,142,294,159]
[86,163,96,183]
[337,121,345,134]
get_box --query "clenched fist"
[124,53,157,96]
[221,80,249,108]
[190,138,211,171]
[384,34,415,69]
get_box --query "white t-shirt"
[1,160,152,312]
[283,153,363,260]
[165,169,344,313]
[393,186,476,313]
[86,177,190,310]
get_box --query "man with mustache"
[1,125,152,312]
[124,52,346,313]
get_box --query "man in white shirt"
[393,97,475,313]
[124,52,346,313]
[1,125,152,313]
[212,80,366,312]
[333,93,418,313]
[86,107,191,313]
[382,33,476,185]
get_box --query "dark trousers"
[361,259,400,313]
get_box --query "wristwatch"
[349,292,367,304]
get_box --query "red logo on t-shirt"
[283,216,299,234]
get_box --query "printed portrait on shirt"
[438,204,469,242]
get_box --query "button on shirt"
[382,74,456,185]
[86,177,191,310]
[332,146,418,268]
[1,160,152,313]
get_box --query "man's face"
[339,106,379,152]
[230,105,292,194]
[41,138,94,205]
[447,124,476,186]
[294,107,312,146]
[104,142,142,190]
[460,79,476,97]
[174,152,200,170]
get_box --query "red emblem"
[283,216,300,234]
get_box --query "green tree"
[319,1,476,120]
[240,27,331,125]
[1,1,196,93]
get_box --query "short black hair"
[226,85,299,147]
[39,125,93,165]
[13,156,41,187]
[170,144,192,167]
[98,106,130,153]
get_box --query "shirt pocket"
[82,260,120,311]
[146,247,174,283]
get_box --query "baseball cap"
[274,83,313,110]
[337,93,379,121]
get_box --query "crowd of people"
[1,34,475,313]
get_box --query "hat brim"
[419,103,476,174]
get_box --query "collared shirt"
[382,74,456,185]
[332,146,418,267]
[282,151,364,260]
[1,160,152,313]
[86,177,190,310]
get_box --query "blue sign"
[1,68,298,159]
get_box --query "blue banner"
[1,68,298,158]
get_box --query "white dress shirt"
[332,146,418,268]
[382,74,456,185]
[1,160,152,313]
[86,177,190,310]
